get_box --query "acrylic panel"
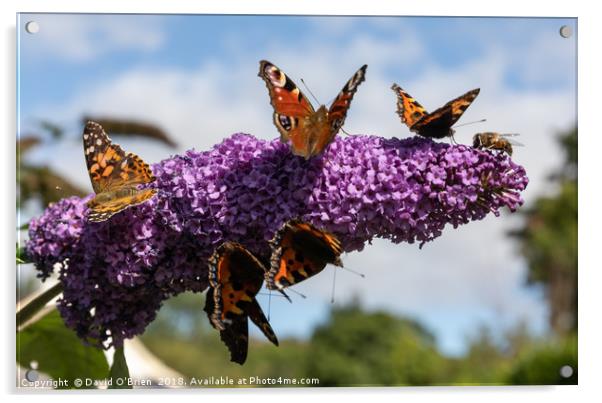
[16,13,577,389]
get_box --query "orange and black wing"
[204,288,249,365]
[326,64,368,139]
[266,220,343,290]
[411,88,480,138]
[83,121,157,222]
[205,242,278,364]
[391,83,429,128]
[83,121,155,193]
[258,60,315,146]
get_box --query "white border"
[3,1,599,402]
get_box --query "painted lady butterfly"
[391,84,480,140]
[259,60,367,159]
[83,121,157,222]
[266,220,343,291]
[204,242,278,365]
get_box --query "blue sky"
[17,14,577,356]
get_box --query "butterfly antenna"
[278,288,292,303]
[331,266,337,304]
[454,118,487,128]
[287,287,307,299]
[258,291,291,300]
[267,289,271,321]
[300,78,321,106]
[340,265,366,278]
[340,127,360,137]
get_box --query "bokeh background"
[17,14,577,386]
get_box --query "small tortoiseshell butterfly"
[259,60,367,159]
[204,242,278,365]
[83,121,157,222]
[391,84,480,140]
[266,220,343,291]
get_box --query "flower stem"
[16,282,63,329]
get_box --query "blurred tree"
[507,335,577,385]
[303,298,446,386]
[17,135,87,209]
[447,326,510,385]
[82,117,177,148]
[510,127,577,336]
[141,293,579,386]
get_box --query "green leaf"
[109,346,132,389]
[16,244,28,264]
[17,310,109,389]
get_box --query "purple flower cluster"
[26,133,528,347]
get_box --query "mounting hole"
[559,25,572,38]
[25,21,40,34]
[25,369,39,382]
[560,364,574,378]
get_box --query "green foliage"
[17,310,109,389]
[508,335,577,385]
[109,346,132,389]
[305,301,444,386]
[142,294,579,387]
[527,181,577,283]
[446,326,512,385]
[510,126,578,335]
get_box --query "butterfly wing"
[205,242,277,364]
[258,60,315,147]
[204,288,249,365]
[299,64,368,157]
[83,121,157,222]
[86,189,157,222]
[83,121,155,192]
[267,220,343,290]
[411,88,480,137]
[247,298,278,346]
[206,242,266,329]
[391,84,429,129]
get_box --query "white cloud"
[23,17,575,354]
[20,14,165,62]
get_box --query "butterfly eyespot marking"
[259,61,366,158]
[267,67,286,87]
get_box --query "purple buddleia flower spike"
[26,133,528,347]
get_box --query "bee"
[472,132,522,156]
